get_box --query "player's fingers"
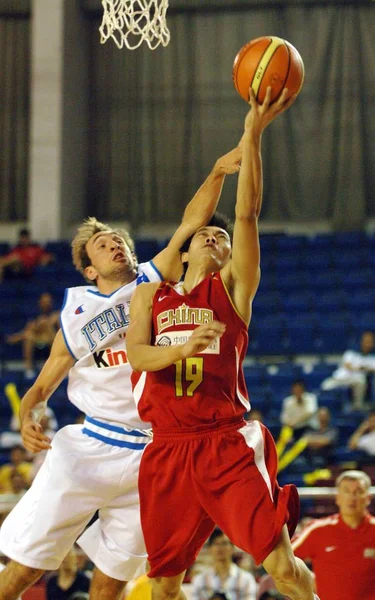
[248,86,257,108]
[262,86,272,110]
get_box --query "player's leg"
[0,561,44,600]
[194,420,315,599]
[89,567,126,600]
[150,572,187,600]
[0,426,111,597]
[77,440,149,599]
[138,438,215,600]
[262,526,315,600]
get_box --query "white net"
[100,0,170,50]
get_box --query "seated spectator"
[0,445,32,493]
[6,292,60,378]
[280,380,318,439]
[0,228,54,281]
[46,546,90,600]
[245,409,263,423]
[0,398,58,449]
[321,331,375,409]
[348,409,375,458]
[303,407,338,468]
[191,528,257,600]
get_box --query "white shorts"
[0,420,150,581]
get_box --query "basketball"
[232,36,304,104]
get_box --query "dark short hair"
[292,379,305,388]
[179,212,233,255]
[208,593,228,600]
[19,228,30,237]
[207,527,231,546]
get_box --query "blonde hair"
[336,470,371,491]
[72,217,135,279]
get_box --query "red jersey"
[292,512,375,600]
[7,245,49,272]
[132,272,250,429]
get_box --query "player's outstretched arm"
[221,86,296,325]
[152,145,242,281]
[127,283,225,372]
[20,329,75,453]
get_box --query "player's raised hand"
[244,86,297,135]
[181,321,226,358]
[21,419,52,453]
[214,145,242,175]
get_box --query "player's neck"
[96,273,136,295]
[183,265,211,293]
[341,512,365,529]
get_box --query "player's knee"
[151,576,182,600]
[267,555,298,585]
[90,568,126,599]
[0,560,44,587]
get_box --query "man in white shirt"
[321,331,375,409]
[191,529,257,600]
[280,380,318,438]
[348,410,375,456]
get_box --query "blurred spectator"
[0,445,32,493]
[245,409,263,423]
[258,592,284,600]
[280,380,318,439]
[0,228,54,281]
[46,546,90,600]
[0,398,58,450]
[292,470,375,600]
[8,471,29,496]
[191,528,257,600]
[6,292,60,378]
[321,331,375,409]
[303,407,338,468]
[348,409,375,457]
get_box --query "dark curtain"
[0,15,30,220]
[86,3,375,230]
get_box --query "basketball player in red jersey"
[127,87,319,600]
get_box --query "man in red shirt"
[292,470,375,600]
[0,228,53,280]
[127,88,318,600]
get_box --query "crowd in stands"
[0,229,375,599]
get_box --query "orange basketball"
[232,36,304,104]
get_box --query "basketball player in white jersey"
[0,146,242,600]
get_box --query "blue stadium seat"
[0,242,10,256]
[340,268,374,291]
[303,251,331,270]
[44,241,71,261]
[282,291,314,314]
[331,249,368,269]
[308,233,335,251]
[275,271,309,291]
[346,290,375,312]
[333,231,368,250]
[308,270,340,291]
[276,235,308,252]
[248,317,289,355]
[252,292,281,317]
[274,253,302,271]
[243,364,267,385]
[134,239,161,263]
[315,321,350,354]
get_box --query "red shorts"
[139,417,299,577]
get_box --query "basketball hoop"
[100,0,170,50]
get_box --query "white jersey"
[60,261,162,430]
